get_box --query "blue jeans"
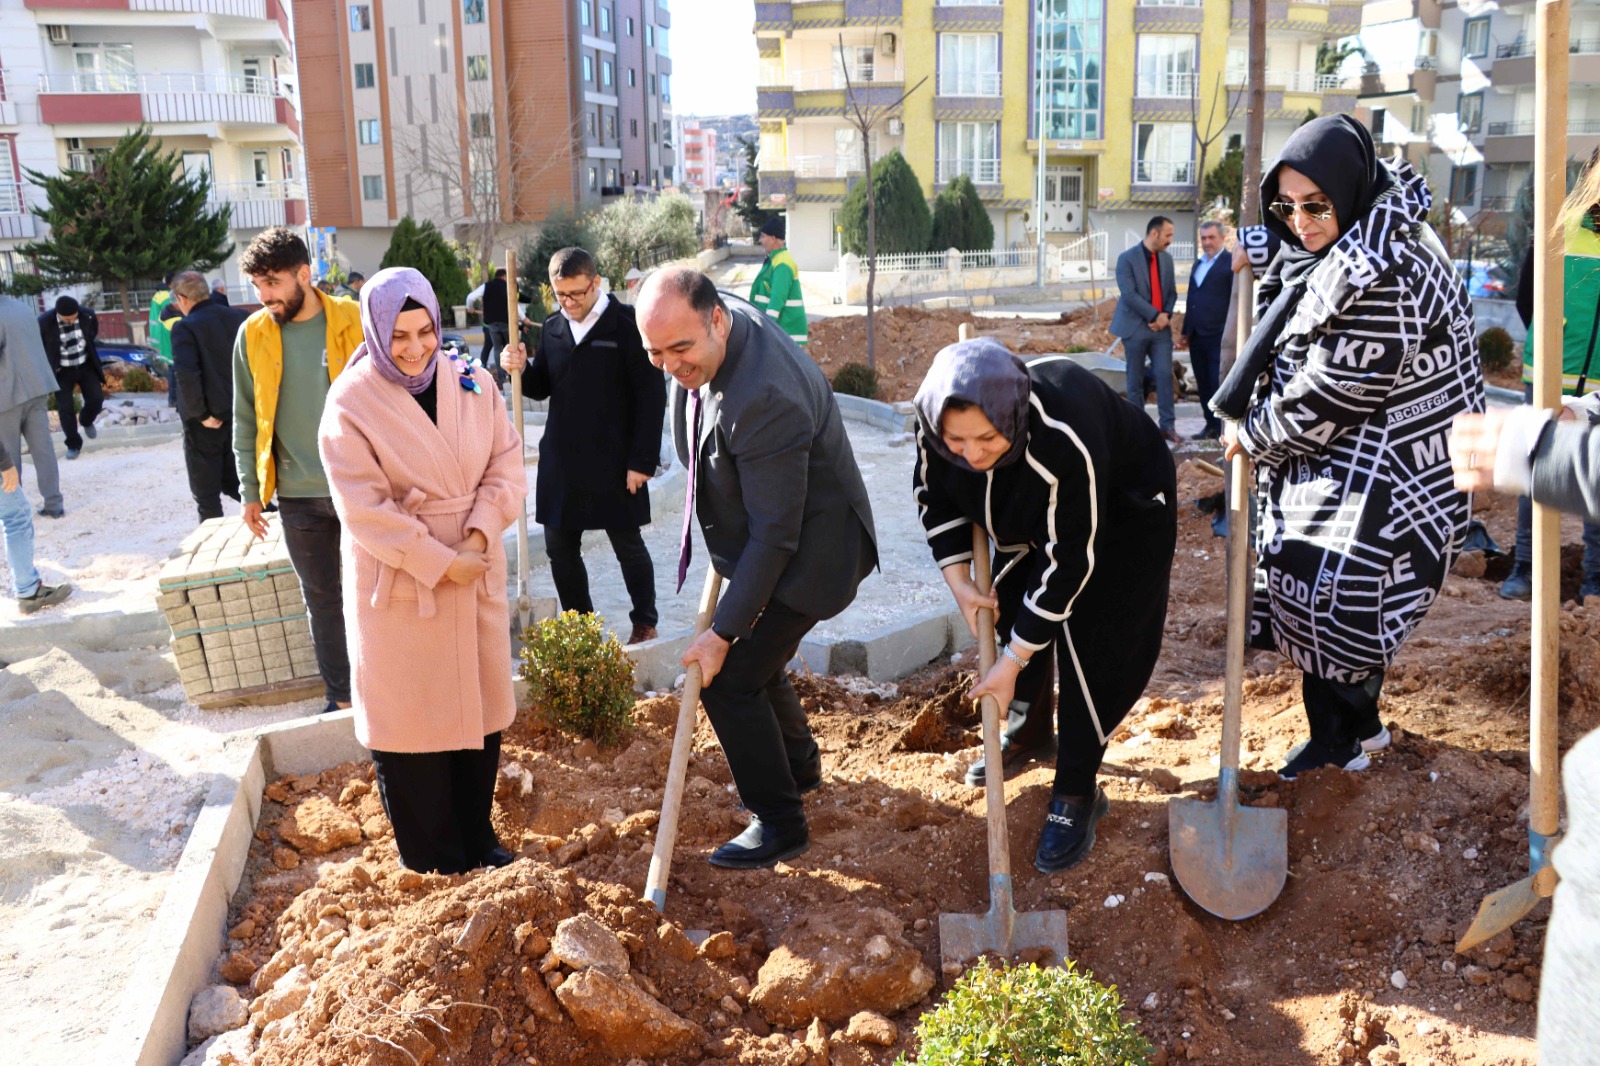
[1123,329,1175,432]
[0,482,39,597]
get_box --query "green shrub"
[1479,326,1516,373]
[517,611,636,745]
[120,367,156,392]
[840,150,933,257]
[1066,344,1090,354]
[930,175,995,254]
[46,392,83,413]
[832,362,879,400]
[896,959,1151,1066]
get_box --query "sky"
[671,0,758,117]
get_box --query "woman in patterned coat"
[1212,114,1484,779]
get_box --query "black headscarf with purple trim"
[912,338,1032,473]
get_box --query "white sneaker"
[1361,725,1392,754]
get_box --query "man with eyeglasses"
[500,247,667,645]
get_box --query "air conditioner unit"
[46,24,71,45]
[887,117,904,137]
[880,32,896,56]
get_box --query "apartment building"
[0,0,303,293]
[295,0,673,272]
[754,0,1361,271]
[679,118,718,188]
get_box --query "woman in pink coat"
[319,266,528,874]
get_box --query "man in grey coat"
[0,295,66,519]
[1111,216,1180,442]
[636,268,878,870]
[1450,399,1600,1066]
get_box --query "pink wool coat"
[319,360,527,753]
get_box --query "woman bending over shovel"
[1212,115,1482,779]
[912,338,1177,873]
[319,267,528,874]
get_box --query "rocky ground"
[182,463,1590,1066]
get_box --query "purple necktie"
[676,387,702,592]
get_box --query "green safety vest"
[750,246,808,346]
[1522,219,1600,395]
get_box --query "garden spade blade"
[939,525,1071,974]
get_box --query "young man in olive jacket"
[500,247,667,645]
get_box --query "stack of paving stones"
[157,517,319,705]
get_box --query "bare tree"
[1241,0,1268,229]
[388,77,585,274]
[1189,70,1245,244]
[838,34,928,372]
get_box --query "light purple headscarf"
[912,338,1032,473]
[349,266,443,396]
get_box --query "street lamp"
[1035,0,1049,288]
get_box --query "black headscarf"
[913,338,1032,473]
[1211,115,1396,419]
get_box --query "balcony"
[37,72,296,132]
[0,182,36,240]
[937,70,1001,97]
[1135,72,1197,99]
[789,64,903,91]
[1134,160,1196,185]
[762,155,861,178]
[208,180,307,229]
[1488,118,1600,136]
[936,158,1000,184]
[1227,69,1353,92]
[1482,117,1600,163]
[1492,37,1600,85]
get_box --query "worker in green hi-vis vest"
[750,216,808,347]
[149,269,182,407]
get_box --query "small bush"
[46,392,84,413]
[832,362,879,400]
[517,611,636,745]
[1479,326,1516,373]
[1066,344,1090,354]
[120,367,157,392]
[896,959,1151,1066]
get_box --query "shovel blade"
[1456,876,1543,954]
[1169,796,1288,920]
[938,908,1071,974]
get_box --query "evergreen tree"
[381,216,469,309]
[733,135,775,232]
[14,125,232,319]
[839,150,931,257]
[929,175,995,253]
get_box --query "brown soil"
[221,467,1594,1066]
[808,304,1192,404]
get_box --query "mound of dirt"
[809,303,1189,403]
[197,471,1595,1066]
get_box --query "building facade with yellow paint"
[755,0,1362,272]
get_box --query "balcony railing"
[938,69,1002,96]
[760,155,861,178]
[1488,118,1600,135]
[937,158,1001,183]
[1226,68,1351,91]
[207,179,305,229]
[1497,37,1600,58]
[1136,71,1197,98]
[38,71,283,96]
[0,181,27,214]
[936,0,1002,5]
[1134,160,1196,184]
[1138,0,1203,7]
[788,64,904,91]
[1478,195,1517,210]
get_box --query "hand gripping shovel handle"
[644,565,724,912]
[972,525,1014,900]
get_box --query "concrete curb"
[20,419,182,461]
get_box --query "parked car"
[97,340,162,374]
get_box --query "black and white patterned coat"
[1235,161,1484,682]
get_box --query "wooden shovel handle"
[972,524,1012,882]
[644,565,723,911]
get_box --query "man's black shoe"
[480,846,516,868]
[965,735,1057,787]
[83,422,97,439]
[36,507,64,519]
[1034,787,1109,874]
[708,818,809,869]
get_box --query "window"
[579,0,591,27]
[1412,103,1428,135]
[72,43,136,91]
[589,166,599,191]
[1134,122,1194,183]
[628,67,636,87]
[354,62,375,88]
[661,74,670,99]
[630,117,639,137]
[937,120,999,183]
[631,168,639,184]
[599,5,611,33]
[649,73,657,95]
[650,121,658,144]
[658,26,669,53]
[1457,92,1483,134]
[646,24,654,46]
[470,112,492,138]
[1136,34,1197,98]
[1463,17,1490,59]
[1450,164,1479,203]
[938,33,999,96]
[362,175,383,200]
[1370,107,1387,140]
[1039,0,1102,140]
[583,55,593,82]
[467,54,488,80]
[463,0,484,24]
[625,16,634,35]
[586,110,597,136]
[349,4,370,31]
[606,113,617,139]
[602,59,613,86]
[358,119,381,144]
[607,166,618,186]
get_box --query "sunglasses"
[1269,199,1336,223]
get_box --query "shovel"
[1457,14,1566,951]
[939,525,1072,972]
[643,564,724,913]
[505,250,532,634]
[1168,398,1288,921]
